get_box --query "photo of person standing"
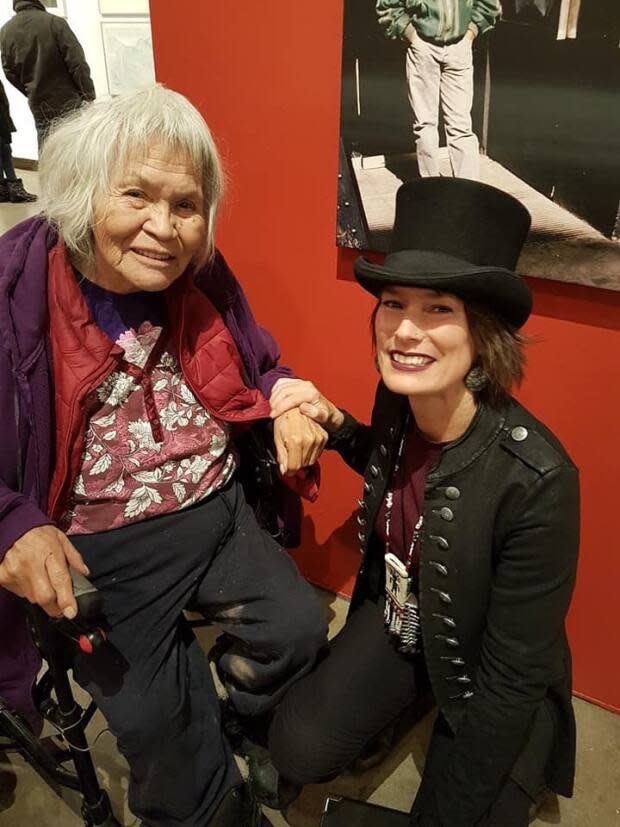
[376,0,501,179]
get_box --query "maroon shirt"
[375,423,443,592]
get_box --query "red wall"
[149,1,620,712]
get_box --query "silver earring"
[464,365,488,392]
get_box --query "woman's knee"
[269,696,344,785]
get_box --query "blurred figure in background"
[0,0,95,147]
[0,77,36,202]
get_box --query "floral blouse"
[65,322,236,535]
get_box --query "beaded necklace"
[383,415,424,575]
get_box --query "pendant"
[384,552,421,653]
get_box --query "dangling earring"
[464,365,488,392]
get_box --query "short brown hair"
[466,302,527,407]
[370,297,527,408]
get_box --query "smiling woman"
[268,177,580,827]
[87,144,208,293]
[0,85,331,827]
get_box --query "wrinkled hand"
[269,378,321,418]
[270,378,344,436]
[270,379,344,430]
[273,408,328,475]
[0,525,90,619]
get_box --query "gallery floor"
[1,588,619,827]
[1,172,619,826]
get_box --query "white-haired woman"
[0,86,328,827]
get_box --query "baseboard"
[13,157,38,172]
[573,691,620,715]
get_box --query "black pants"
[71,480,327,827]
[269,598,533,827]
[0,142,16,181]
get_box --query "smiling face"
[89,143,208,293]
[374,286,477,403]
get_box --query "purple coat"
[0,216,293,728]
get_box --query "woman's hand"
[270,378,345,435]
[273,408,328,475]
[0,525,90,619]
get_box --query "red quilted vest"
[46,242,270,522]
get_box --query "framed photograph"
[41,0,66,15]
[101,22,156,97]
[337,0,620,292]
[99,0,150,14]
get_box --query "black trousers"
[71,480,327,827]
[269,598,533,827]
[0,141,16,181]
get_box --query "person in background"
[0,0,95,147]
[0,77,36,202]
[376,0,501,179]
[0,86,329,827]
[268,178,579,827]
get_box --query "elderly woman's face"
[374,286,476,401]
[90,143,207,293]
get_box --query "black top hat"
[354,178,533,328]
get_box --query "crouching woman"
[269,179,579,826]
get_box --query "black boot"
[221,701,302,812]
[0,181,8,202]
[7,178,37,203]
[208,785,272,827]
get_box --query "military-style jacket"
[329,383,578,825]
[376,0,501,44]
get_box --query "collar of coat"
[381,386,508,481]
[14,1,46,12]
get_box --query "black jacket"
[330,384,579,826]
[0,1,95,124]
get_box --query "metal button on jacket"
[445,486,461,500]
[511,426,528,442]
[440,507,454,522]
[370,465,380,478]
[431,588,452,603]
[364,481,373,493]
[440,656,465,666]
[357,514,366,526]
[358,531,366,542]
[436,635,460,647]
[429,561,449,576]
[379,444,388,457]
[433,614,456,629]
[431,535,450,550]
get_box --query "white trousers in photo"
[405,33,479,179]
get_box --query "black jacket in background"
[0,0,95,125]
[329,385,579,826]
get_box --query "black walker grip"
[70,570,103,621]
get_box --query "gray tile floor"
[1,591,619,827]
[0,177,619,824]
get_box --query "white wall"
[0,0,153,161]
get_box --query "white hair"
[38,85,224,268]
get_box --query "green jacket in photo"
[376,0,502,44]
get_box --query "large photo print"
[337,0,620,291]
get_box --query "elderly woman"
[268,179,579,826]
[0,86,328,827]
